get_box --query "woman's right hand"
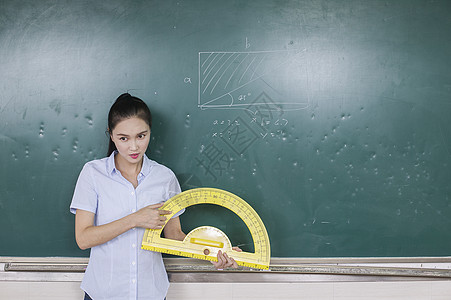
[133,203,172,229]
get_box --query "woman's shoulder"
[80,156,111,174]
[83,156,109,167]
[145,156,176,177]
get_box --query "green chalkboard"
[1,0,451,258]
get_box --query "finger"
[149,222,164,229]
[210,259,222,269]
[223,252,238,268]
[216,250,224,261]
[147,203,164,209]
[223,253,233,267]
[232,246,242,252]
[210,260,220,268]
[220,252,230,268]
[229,257,238,268]
[216,250,225,268]
[158,209,172,215]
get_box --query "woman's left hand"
[211,247,242,270]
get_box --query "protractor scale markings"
[142,188,271,270]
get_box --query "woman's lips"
[130,153,139,159]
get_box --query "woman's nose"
[130,139,138,150]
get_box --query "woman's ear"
[106,128,113,140]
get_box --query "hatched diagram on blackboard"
[198,50,309,112]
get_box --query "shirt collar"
[106,151,152,177]
[106,151,117,175]
[140,154,152,176]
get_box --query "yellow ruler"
[141,188,271,270]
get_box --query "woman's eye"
[119,137,128,141]
[138,134,146,139]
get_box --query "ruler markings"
[142,188,270,270]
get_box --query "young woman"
[70,93,238,300]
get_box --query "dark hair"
[107,93,152,156]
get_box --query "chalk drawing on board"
[198,49,309,112]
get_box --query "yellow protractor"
[141,188,271,270]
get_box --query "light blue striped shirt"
[70,152,184,300]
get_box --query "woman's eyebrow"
[116,130,148,136]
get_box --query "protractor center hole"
[183,204,255,253]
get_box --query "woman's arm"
[162,216,186,241]
[75,203,171,250]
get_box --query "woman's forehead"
[112,117,150,134]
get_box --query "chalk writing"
[251,118,288,127]
[210,94,289,142]
[195,49,307,178]
[213,119,241,126]
[198,49,309,111]
[221,116,259,155]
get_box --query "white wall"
[1,280,451,300]
[2,257,451,300]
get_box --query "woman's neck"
[114,155,143,188]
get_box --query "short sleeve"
[167,173,184,218]
[70,163,98,215]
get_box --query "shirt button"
[132,261,136,266]
[131,209,136,213]
[132,279,136,284]
[131,191,135,196]
[132,244,136,248]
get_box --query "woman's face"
[110,116,151,167]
